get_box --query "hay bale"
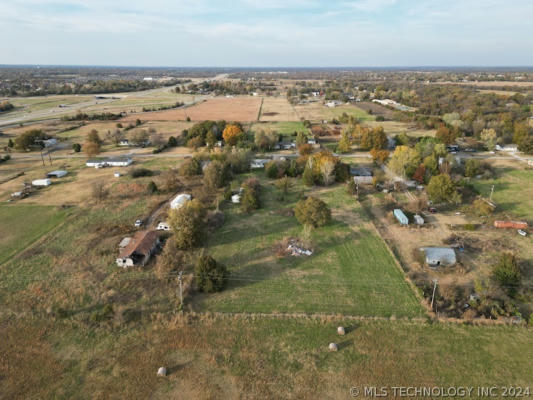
[337,326,345,335]
[328,342,338,352]
[157,367,167,377]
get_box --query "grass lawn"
[198,178,423,317]
[471,167,533,222]
[0,204,71,264]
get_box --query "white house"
[32,179,52,187]
[325,100,342,108]
[495,144,519,153]
[119,139,130,147]
[86,157,133,168]
[170,193,192,210]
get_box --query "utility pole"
[430,279,438,310]
[48,152,52,165]
[489,185,495,203]
[39,149,45,166]
[178,271,183,306]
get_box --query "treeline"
[62,112,123,121]
[0,78,189,97]
[182,80,276,95]
[142,101,184,112]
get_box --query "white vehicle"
[134,219,143,228]
[156,222,170,231]
[518,229,527,237]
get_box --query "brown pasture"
[122,97,262,123]
[259,97,299,122]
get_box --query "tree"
[302,158,316,186]
[472,198,494,217]
[195,255,229,293]
[14,129,45,151]
[84,141,100,157]
[91,182,109,201]
[161,169,182,192]
[492,253,521,297]
[167,136,178,147]
[518,135,533,154]
[131,129,149,146]
[360,126,387,150]
[413,164,426,184]
[241,177,261,213]
[298,143,313,156]
[206,130,217,148]
[87,129,102,144]
[513,122,530,146]
[464,159,481,178]
[295,131,307,146]
[169,199,206,250]
[427,174,461,204]
[179,158,202,177]
[7,138,13,148]
[388,145,421,178]
[480,128,497,151]
[294,197,331,228]
[265,161,279,179]
[222,124,244,146]
[370,149,389,165]
[337,130,352,153]
[320,158,336,186]
[72,143,81,153]
[275,176,293,201]
[436,124,456,145]
[203,160,230,189]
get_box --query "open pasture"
[258,96,299,121]
[294,102,375,122]
[123,96,262,122]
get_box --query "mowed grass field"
[250,121,308,136]
[472,166,533,222]
[197,179,423,317]
[294,102,375,122]
[259,96,299,121]
[2,316,532,399]
[0,204,71,264]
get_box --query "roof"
[47,170,67,177]
[350,166,372,176]
[170,193,192,209]
[420,247,456,266]
[119,231,159,259]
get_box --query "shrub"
[492,253,521,297]
[346,179,357,195]
[427,174,461,204]
[91,182,109,201]
[195,255,229,293]
[147,181,159,194]
[167,136,178,147]
[471,198,494,216]
[72,143,81,152]
[129,168,153,178]
[294,196,331,228]
[155,239,186,280]
[265,161,279,179]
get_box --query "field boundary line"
[257,97,264,121]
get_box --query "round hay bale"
[328,342,338,352]
[157,367,167,377]
[337,326,345,335]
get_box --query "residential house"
[250,159,269,169]
[350,166,373,184]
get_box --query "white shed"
[32,179,52,187]
[414,214,424,225]
[46,170,67,178]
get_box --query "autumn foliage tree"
[294,196,331,228]
[222,124,244,146]
[436,124,456,145]
[413,164,426,184]
[370,149,389,165]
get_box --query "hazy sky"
[2,0,532,67]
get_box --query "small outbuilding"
[46,170,67,178]
[420,247,456,267]
[350,166,373,184]
[32,179,52,187]
[231,194,241,204]
[414,214,424,225]
[394,209,409,225]
[170,193,192,210]
[116,230,160,268]
[250,159,269,169]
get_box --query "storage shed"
[32,179,52,187]
[420,247,456,267]
[414,214,424,225]
[47,170,67,178]
[394,209,409,225]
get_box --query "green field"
[198,179,423,317]
[0,204,71,264]
[472,167,533,222]
[250,121,308,136]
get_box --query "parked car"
[156,222,170,231]
[518,229,527,237]
[429,207,437,213]
[134,219,143,228]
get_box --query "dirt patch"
[123,97,262,123]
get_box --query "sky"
[1,0,533,67]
